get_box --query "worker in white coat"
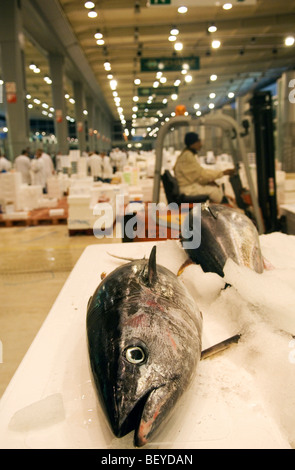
[99,152,113,182]
[14,150,31,184]
[40,149,55,181]
[88,152,102,181]
[0,153,12,172]
[31,149,46,191]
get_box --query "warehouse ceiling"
[1,0,295,135]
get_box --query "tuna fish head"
[86,246,202,447]
[182,203,264,277]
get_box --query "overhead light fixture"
[29,63,36,71]
[133,95,139,101]
[107,74,113,79]
[169,35,177,42]
[171,93,178,100]
[184,74,192,83]
[208,23,217,33]
[178,6,187,14]
[110,79,117,90]
[84,1,95,8]
[223,3,232,10]
[33,98,41,104]
[194,103,200,109]
[26,94,31,99]
[285,36,295,46]
[209,92,216,99]
[170,27,179,36]
[228,92,235,98]
[28,104,33,109]
[212,40,221,49]
[33,67,40,74]
[160,76,167,83]
[96,39,105,45]
[210,74,218,81]
[88,9,97,18]
[209,103,215,109]
[174,79,181,86]
[134,78,141,85]
[65,94,70,99]
[174,41,183,51]
[196,111,202,116]
[94,31,103,39]
[153,81,160,88]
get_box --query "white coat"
[41,152,54,180]
[14,154,32,184]
[100,155,113,180]
[31,157,46,188]
[88,153,102,178]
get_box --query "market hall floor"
[0,224,122,397]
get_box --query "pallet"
[0,198,68,228]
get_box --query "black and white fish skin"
[86,246,202,447]
[182,204,264,278]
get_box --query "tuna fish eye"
[124,346,146,365]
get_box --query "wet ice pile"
[158,233,295,448]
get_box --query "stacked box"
[47,177,63,200]
[19,185,43,211]
[0,172,22,211]
[67,195,93,229]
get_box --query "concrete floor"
[0,224,122,398]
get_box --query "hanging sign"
[5,82,17,103]
[149,0,171,4]
[77,121,84,133]
[141,57,200,72]
[138,86,178,97]
[56,109,63,123]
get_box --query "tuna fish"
[181,203,264,277]
[86,246,202,447]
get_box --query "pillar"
[73,81,86,153]
[0,0,29,160]
[86,96,95,152]
[48,54,69,155]
[280,71,295,172]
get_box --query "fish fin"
[201,334,241,360]
[87,296,93,310]
[147,245,157,286]
[141,246,158,286]
[177,258,195,276]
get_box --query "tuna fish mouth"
[115,388,155,443]
[115,386,165,447]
